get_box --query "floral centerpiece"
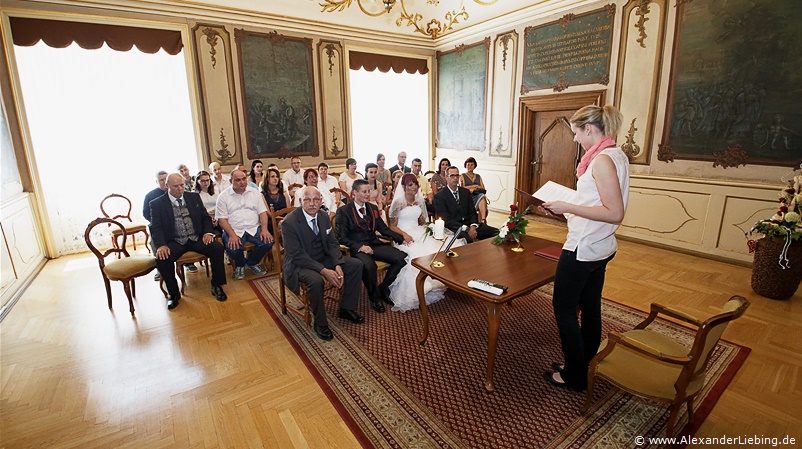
[745,174,802,299]
[492,204,531,245]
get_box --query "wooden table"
[412,234,559,392]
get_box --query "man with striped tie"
[433,166,498,243]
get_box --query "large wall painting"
[437,38,489,152]
[235,29,318,159]
[522,5,615,93]
[192,24,242,166]
[660,0,802,167]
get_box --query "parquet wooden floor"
[1,213,800,448]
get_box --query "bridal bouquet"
[492,204,531,245]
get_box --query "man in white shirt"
[215,169,274,280]
[317,161,340,203]
[294,168,336,220]
[282,156,304,194]
[209,162,231,191]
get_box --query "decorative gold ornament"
[320,0,470,40]
[634,0,651,48]
[201,28,220,68]
[216,128,235,163]
[621,118,640,159]
[324,43,337,76]
[499,32,513,71]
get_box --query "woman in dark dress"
[262,168,291,233]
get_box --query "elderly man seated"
[282,186,364,340]
[215,169,274,280]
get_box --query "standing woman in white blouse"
[541,104,630,392]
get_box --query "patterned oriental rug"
[250,276,749,449]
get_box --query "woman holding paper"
[541,104,630,391]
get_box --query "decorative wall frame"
[660,0,802,167]
[522,5,615,93]
[191,24,242,165]
[235,29,318,159]
[613,0,668,165]
[317,40,348,160]
[436,38,489,151]
[488,30,518,158]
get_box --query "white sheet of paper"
[533,181,576,203]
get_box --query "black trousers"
[352,244,406,299]
[156,238,227,297]
[552,249,615,389]
[296,257,362,327]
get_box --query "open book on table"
[516,181,576,221]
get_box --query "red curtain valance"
[9,17,183,55]
[349,51,428,75]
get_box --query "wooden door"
[514,90,606,210]
[531,110,580,193]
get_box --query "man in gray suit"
[281,186,363,340]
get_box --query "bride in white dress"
[387,173,464,312]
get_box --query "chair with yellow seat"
[100,193,150,256]
[581,295,750,434]
[84,217,158,315]
[270,205,313,328]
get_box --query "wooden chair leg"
[103,276,113,309]
[158,278,168,298]
[580,372,596,414]
[204,259,210,277]
[131,277,136,298]
[279,277,288,315]
[685,397,695,425]
[666,402,681,435]
[144,231,151,254]
[176,264,186,294]
[122,281,136,315]
[131,233,138,252]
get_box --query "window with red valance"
[349,51,428,75]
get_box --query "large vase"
[751,236,802,300]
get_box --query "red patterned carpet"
[251,276,748,449]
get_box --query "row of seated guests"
[141,165,496,341]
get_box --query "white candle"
[434,218,445,239]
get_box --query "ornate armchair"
[581,295,750,434]
[100,193,150,256]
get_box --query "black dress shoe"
[167,294,180,310]
[211,285,227,302]
[380,290,394,306]
[543,371,585,391]
[369,298,385,313]
[338,308,365,324]
[551,361,565,372]
[314,323,333,341]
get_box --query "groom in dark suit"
[149,173,227,309]
[433,166,498,243]
[336,179,406,313]
[282,186,364,341]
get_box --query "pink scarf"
[576,136,616,178]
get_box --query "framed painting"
[436,38,489,152]
[192,24,242,166]
[234,29,318,159]
[521,5,615,93]
[659,0,802,167]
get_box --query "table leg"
[417,271,429,345]
[485,302,503,392]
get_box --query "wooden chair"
[581,295,750,434]
[100,193,150,256]
[330,187,351,204]
[287,183,303,203]
[423,170,435,178]
[84,217,157,315]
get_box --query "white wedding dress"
[388,204,465,312]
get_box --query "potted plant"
[745,175,802,299]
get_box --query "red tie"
[359,206,366,217]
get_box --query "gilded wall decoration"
[437,38,489,151]
[317,41,348,160]
[660,0,802,167]
[521,5,615,94]
[235,29,318,159]
[489,31,517,158]
[191,24,242,165]
[614,0,667,165]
